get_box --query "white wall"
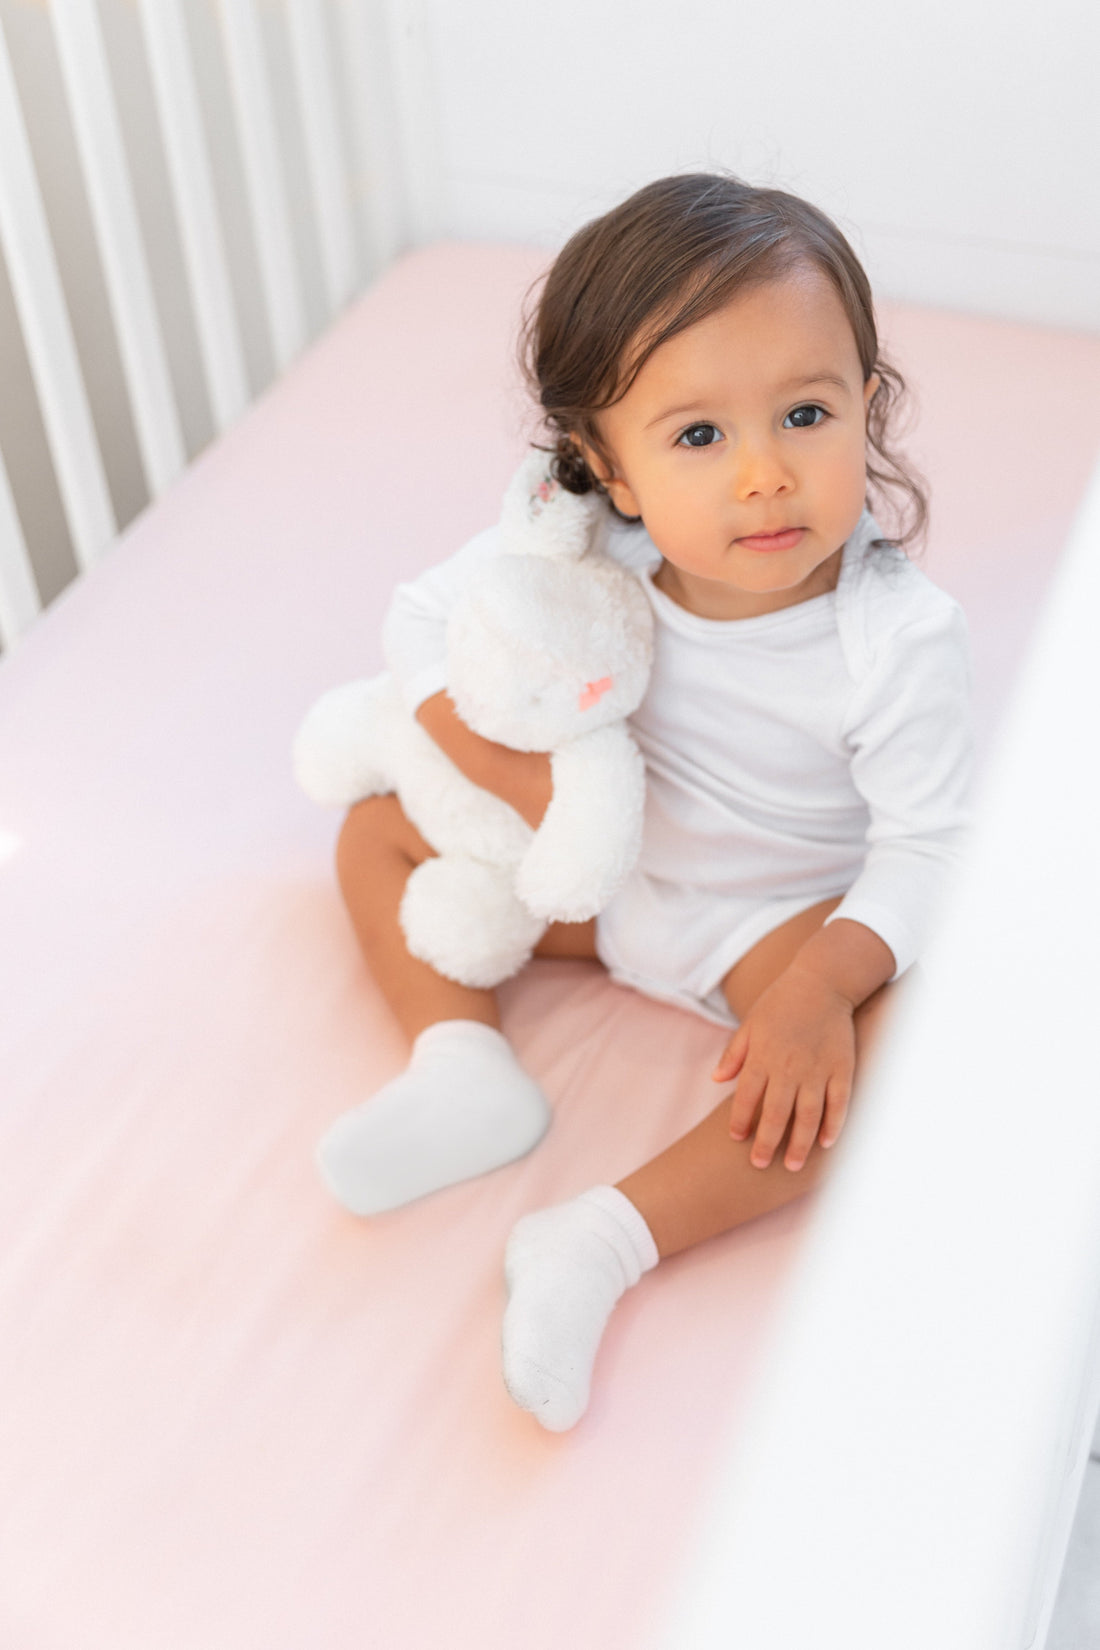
[388,0,1100,332]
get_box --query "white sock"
[502,1185,659,1431]
[316,1020,551,1215]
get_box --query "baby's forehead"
[622,280,861,412]
[617,264,859,399]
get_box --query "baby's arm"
[712,917,895,1171]
[415,691,552,830]
[713,596,974,1172]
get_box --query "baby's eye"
[784,404,828,429]
[677,422,723,448]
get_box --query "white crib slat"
[375,0,443,247]
[0,16,115,573]
[218,0,308,370]
[0,445,40,648]
[333,0,404,275]
[49,0,186,498]
[285,0,359,315]
[137,0,249,432]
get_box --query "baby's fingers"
[711,1027,748,1083]
[819,1072,853,1150]
[748,1081,798,1170]
[783,1086,827,1172]
[728,1064,764,1141]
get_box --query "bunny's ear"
[498,448,601,561]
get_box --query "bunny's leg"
[317,795,597,1215]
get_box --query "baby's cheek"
[643,501,708,568]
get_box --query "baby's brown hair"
[519,172,927,553]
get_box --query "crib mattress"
[1,243,1097,1650]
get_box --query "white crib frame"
[658,459,1100,1650]
[1,7,1097,1646]
[0,0,400,646]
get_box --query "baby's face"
[586,266,879,621]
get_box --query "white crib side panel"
[136,0,250,432]
[659,455,1100,1650]
[0,0,406,636]
[49,0,186,498]
[0,11,115,572]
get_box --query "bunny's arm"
[515,725,646,921]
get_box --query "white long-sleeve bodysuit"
[381,503,975,1028]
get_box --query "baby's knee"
[335,794,429,886]
[336,793,388,860]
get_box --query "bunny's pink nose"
[578,676,613,710]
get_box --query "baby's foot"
[316,1020,550,1214]
[502,1185,659,1431]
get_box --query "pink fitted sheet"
[1,243,1097,1649]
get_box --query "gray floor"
[1047,1412,1100,1648]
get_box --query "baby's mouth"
[735,527,805,552]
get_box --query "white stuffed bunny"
[293,450,654,988]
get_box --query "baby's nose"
[732,438,794,499]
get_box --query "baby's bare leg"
[320,795,599,1215]
[335,794,498,1041]
[335,794,598,1043]
[616,898,898,1258]
[503,897,900,1429]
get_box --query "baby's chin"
[736,549,843,596]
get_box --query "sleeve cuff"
[822,897,916,983]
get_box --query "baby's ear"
[602,474,642,518]
[579,440,640,519]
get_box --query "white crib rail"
[286,0,359,314]
[660,456,1100,1649]
[0,448,39,648]
[136,0,252,433]
[0,0,392,651]
[0,16,116,582]
[50,0,187,497]
[219,0,309,370]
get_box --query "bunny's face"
[445,555,654,753]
